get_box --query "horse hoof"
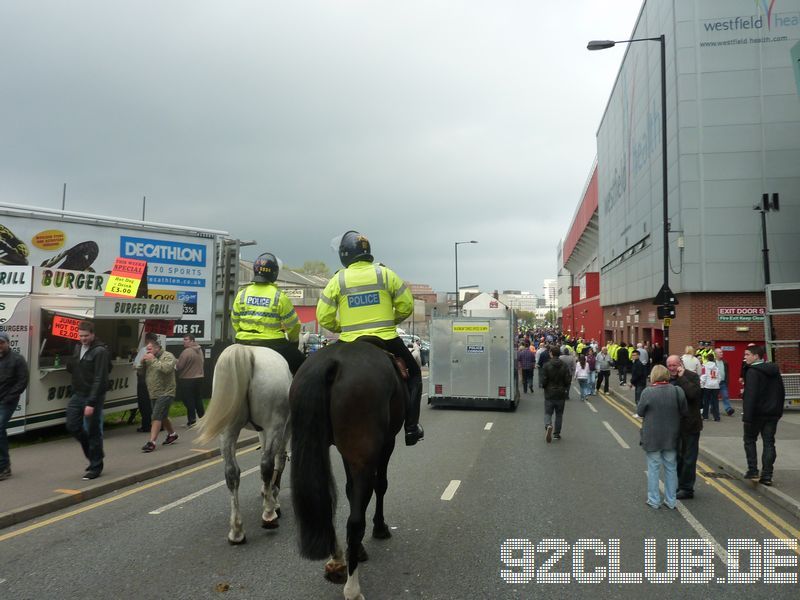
[227,535,247,545]
[358,544,369,562]
[275,507,281,518]
[261,518,279,529]
[324,565,347,585]
[372,524,392,540]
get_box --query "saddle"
[355,337,409,380]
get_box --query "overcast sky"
[1,0,643,294]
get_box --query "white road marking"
[441,480,461,501]
[602,421,630,449]
[652,474,728,563]
[149,465,260,515]
[585,402,598,413]
[484,422,493,431]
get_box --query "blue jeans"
[718,382,732,413]
[0,403,14,470]
[646,449,678,508]
[578,378,591,400]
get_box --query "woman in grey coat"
[637,365,688,509]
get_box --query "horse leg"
[325,541,348,585]
[344,468,374,600]
[259,430,281,529]
[272,449,288,518]
[221,430,246,544]
[372,440,395,540]
[342,459,369,561]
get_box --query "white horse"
[196,344,291,544]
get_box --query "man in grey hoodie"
[742,345,785,486]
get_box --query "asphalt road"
[2,379,800,599]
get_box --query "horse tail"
[290,355,339,560]
[195,344,253,445]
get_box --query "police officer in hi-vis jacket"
[316,231,423,446]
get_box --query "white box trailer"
[0,203,227,435]
[428,315,519,410]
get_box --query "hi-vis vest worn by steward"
[317,261,413,342]
[231,282,301,342]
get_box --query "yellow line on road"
[53,489,81,495]
[598,390,799,546]
[0,445,259,543]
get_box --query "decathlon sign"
[120,236,207,267]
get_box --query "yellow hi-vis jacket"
[316,261,413,342]
[231,282,301,342]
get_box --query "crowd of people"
[515,329,786,509]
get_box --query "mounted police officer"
[231,252,305,375]
[317,231,423,446]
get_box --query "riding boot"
[404,376,424,446]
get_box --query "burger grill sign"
[718,307,766,322]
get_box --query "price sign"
[105,257,147,298]
[52,315,82,340]
[144,319,175,336]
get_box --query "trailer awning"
[48,307,95,320]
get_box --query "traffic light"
[657,305,676,319]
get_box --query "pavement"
[601,380,800,519]
[3,370,800,532]
[0,414,258,529]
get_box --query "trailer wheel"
[508,399,518,412]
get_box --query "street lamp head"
[587,40,616,50]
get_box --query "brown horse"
[289,339,406,600]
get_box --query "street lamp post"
[454,240,478,314]
[588,34,672,355]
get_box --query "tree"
[291,260,331,277]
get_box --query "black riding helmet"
[337,231,374,267]
[252,252,280,283]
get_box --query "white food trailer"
[0,203,228,435]
[428,315,519,410]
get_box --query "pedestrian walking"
[176,333,205,427]
[517,342,534,393]
[575,354,591,401]
[714,348,735,416]
[0,332,29,481]
[667,354,703,500]
[700,354,721,421]
[586,347,597,395]
[615,342,630,385]
[741,345,785,486]
[541,346,571,442]
[629,349,648,406]
[637,365,688,509]
[138,338,178,452]
[132,332,158,432]
[65,322,109,480]
[595,346,612,394]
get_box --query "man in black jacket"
[541,346,572,443]
[65,321,110,480]
[667,354,703,499]
[742,345,785,486]
[0,332,29,481]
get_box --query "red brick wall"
[602,292,800,371]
